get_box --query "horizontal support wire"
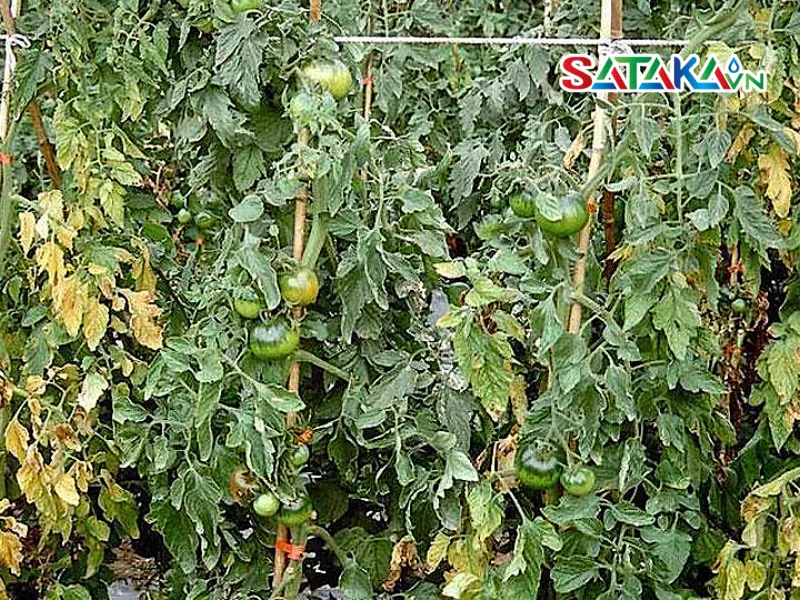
[333,35,693,47]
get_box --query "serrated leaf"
[82,296,109,351]
[733,186,783,248]
[4,418,28,462]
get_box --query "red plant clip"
[361,75,373,86]
[0,152,13,166]
[275,539,305,561]
[727,263,744,275]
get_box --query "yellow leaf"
[0,529,24,576]
[426,532,451,572]
[53,472,80,506]
[759,146,793,218]
[77,372,108,412]
[83,296,109,351]
[18,212,34,255]
[52,275,85,337]
[24,376,46,397]
[71,461,93,492]
[55,225,76,251]
[38,189,64,223]
[121,289,163,350]
[36,241,65,289]
[4,418,28,462]
[727,127,754,163]
[132,243,156,293]
[17,447,46,504]
[98,179,125,226]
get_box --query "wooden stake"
[0,0,60,188]
[566,0,620,334]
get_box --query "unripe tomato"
[249,318,299,360]
[233,288,263,320]
[731,298,748,314]
[301,61,353,100]
[279,267,319,307]
[509,191,537,218]
[516,440,562,490]
[253,492,280,517]
[560,466,596,496]
[177,208,193,225]
[277,492,313,527]
[194,210,217,231]
[535,192,589,237]
[230,0,260,12]
[288,444,310,467]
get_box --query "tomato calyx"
[516,439,563,490]
[249,318,300,360]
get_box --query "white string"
[333,35,692,47]
[3,34,31,71]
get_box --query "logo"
[558,54,766,93]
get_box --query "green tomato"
[516,440,562,490]
[253,492,280,517]
[560,466,596,496]
[731,298,748,314]
[277,492,313,527]
[177,208,193,225]
[535,192,589,237]
[301,61,353,100]
[194,210,216,230]
[509,191,537,218]
[230,0,260,12]
[279,267,319,307]
[288,444,310,467]
[233,288,263,320]
[249,318,299,360]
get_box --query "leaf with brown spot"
[120,289,163,350]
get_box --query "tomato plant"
[1,0,799,598]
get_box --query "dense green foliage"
[1,0,800,598]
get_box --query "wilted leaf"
[77,372,109,412]
[4,418,28,462]
[120,289,163,350]
[83,296,109,351]
[18,211,34,255]
[758,146,792,218]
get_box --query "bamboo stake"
[566,0,620,334]
[273,130,309,588]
